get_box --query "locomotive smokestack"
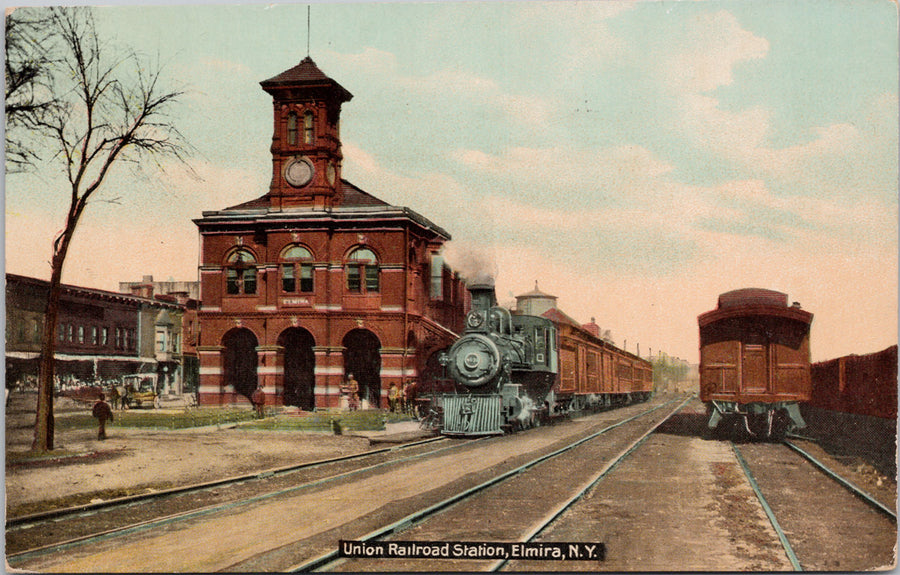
[468,283,497,312]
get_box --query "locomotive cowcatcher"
[698,288,813,439]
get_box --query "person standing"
[92,393,114,440]
[347,374,359,411]
[388,383,399,412]
[251,386,266,418]
[405,380,418,417]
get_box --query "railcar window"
[534,327,547,364]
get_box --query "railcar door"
[741,327,770,395]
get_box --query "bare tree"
[5,8,60,171]
[26,7,191,451]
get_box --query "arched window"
[304,111,315,144]
[346,247,379,293]
[225,249,257,295]
[281,245,314,293]
[287,112,298,146]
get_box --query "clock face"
[284,157,313,187]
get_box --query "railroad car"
[439,283,652,436]
[698,288,813,438]
[808,345,897,419]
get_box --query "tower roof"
[516,281,557,300]
[260,56,353,102]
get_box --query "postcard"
[5,1,897,572]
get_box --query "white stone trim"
[379,367,419,377]
[314,366,345,375]
[257,366,284,375]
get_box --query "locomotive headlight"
[466,312,485,329]
[464,352,482,369]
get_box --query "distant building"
[514,281,557,317]
[193,56,467,410]
[119,275,201,397]
[6,273,197,396]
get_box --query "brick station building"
[194,56,467,409]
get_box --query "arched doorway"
[278,327,315,410]
[343,329,381,408]
[223,328,258,401]
[422,348,453,396]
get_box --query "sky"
[4,0,898,364]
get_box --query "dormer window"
[304,111,315,144]
[287,112,298,146]
[346,247,379,293]
[281,245,314,293]
[225,249,257,295]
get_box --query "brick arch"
[342,328,382,408]
[221,327,259,401]
[277,326,316,410]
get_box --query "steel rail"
[487,396,692,571]
[289,397,682,573]
[782,440,896,522]
[6,436,473,564]
[731,443,803,571]
[7,434,447,529]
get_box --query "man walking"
[92,393,114,440]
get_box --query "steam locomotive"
[438,283,652,435]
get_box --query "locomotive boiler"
[440,284,558,435]
[699,288,813,439]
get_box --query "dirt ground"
[5,390,403,517]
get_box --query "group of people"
[388,380,417,416]
[339,375,418,415]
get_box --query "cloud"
[328,48,553,126]
[662,10,769,94]
[449,143,674,204]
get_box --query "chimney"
[130,275,154,299]
[582,317,600,337]
[467,283,497,312]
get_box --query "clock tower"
[261,56,353,210]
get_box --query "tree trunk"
[32,229,74,452]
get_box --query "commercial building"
[6,273,197,396]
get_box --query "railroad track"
[6,434,461,558]
[732,439,897,571]
[8,395,686,573]
[304,396,691,573]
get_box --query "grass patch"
[51,407,416,432]
[240,409,415,432]
[54,407,260,430]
